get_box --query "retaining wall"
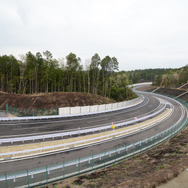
[59,96,142,115]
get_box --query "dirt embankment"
[137,86,188,102]
[153,88,188,101]
[0,92,115,110]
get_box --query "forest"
[154,65,188,87]
[0,51,135,101]
[126,69,169,84]
[1,50,185,102]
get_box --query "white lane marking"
[138,91,187,125]
[0,96,146,126]
[0,97,144,123]
[0,96,150,136]
[0,106,176,164]
[0,96,163,139]
[0,102,166,144]
[0,93,186,164]
[0,107,173,161]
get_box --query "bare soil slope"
[137,86,188,101]
[0,92,115,110]
[154,88,188,101]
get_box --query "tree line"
[154,65,188,87]
[126,69,169,84]
[0,51,135,101]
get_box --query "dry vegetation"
[0,91,115,110]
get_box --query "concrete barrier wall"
[106,104,112,111]
[117,102,123,108]
[59,107,70,115]
[112,103,118,109]
[123,101,127,107]
[90,105,98,112]
[59,96,142,116]
[98,104,106,112]
[71,107,81,114]
[81,106,90,114]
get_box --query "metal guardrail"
[129,82,153,87]
[0,102,187,188]
[0,93,187,188]
[0,102,167,145]
[1,96,143,121]
[0,104,172,158]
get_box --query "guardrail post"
[63,162,65,178]
[114,149,117,163]
[46,165,48,184]
[5,173,8,188]
[27,169,30,187]
[6,104,8,114]
[78,158,80,175]
[104,152,106,166]
[124,146,126,159]
[92,155,94,170]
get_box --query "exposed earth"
[0,92,115,110]
[137,85,188,101]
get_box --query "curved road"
[0,90,187,181]
[0,94,160,138]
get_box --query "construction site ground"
[0,92,115,110]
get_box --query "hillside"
[154,65,188,87]
[0,92,115,110]
[126,68,169,83]
[137,85,188,102]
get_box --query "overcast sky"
[0,0,188,71]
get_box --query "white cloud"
[0,0,188,70]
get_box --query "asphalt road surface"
[0,93,160,138]
[0,91,186,177]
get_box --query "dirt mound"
[180,84,188,89]
[154,88,188,102]
[0,92,115,110]
[137,86,188,102]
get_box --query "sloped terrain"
[0,92,115,110]
[137,86,188,101]
[154,88,188,101]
